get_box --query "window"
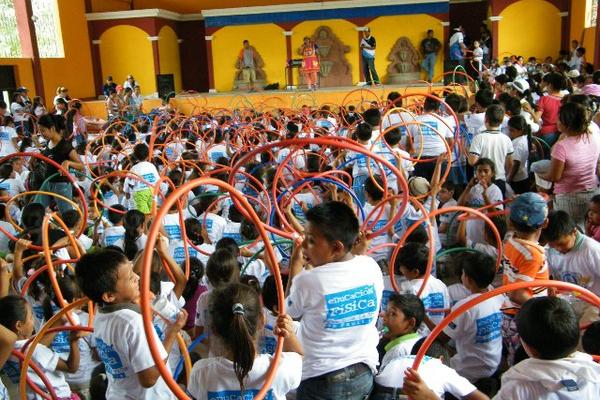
[32,0,64,58]
[587,0,598,28]
[0,0,21,58]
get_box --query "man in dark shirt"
[360,27,380,86]
[102,76,117,98]
[420,30,442,82]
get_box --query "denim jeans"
[362,57,380,85]
[297,363,374,400]
[370,385,403,400]
[421,53,436,81]
[34,181,74,215]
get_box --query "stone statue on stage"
[386,37,421,84]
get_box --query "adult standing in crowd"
[449,26,467,66]
[420,29,441,83]
[102,76,117,98]
[360,27,380,86]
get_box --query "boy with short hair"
[541,210,600,326]
[502,192,549,365]
[496,297,600,399]
[286,201,383,399]
[75,249,186,399]
[347,123,373,205]
[396,242,450,329]
[99,204,126,247]
[123,143,159,215]
[424,252,503,385]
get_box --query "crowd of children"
[1,45,600,400]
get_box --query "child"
[99,205,126,247]
[586,194,600,242]
[378,294,424,366]
[115,209,147,260]
[541,210,600,328]
[363,175,392,264]
[75,249,186,399]
[506,115,531,194]
[496,297,600,399]
[458,158,503,246]
[346,122,373,205]
[187,282,303,399]
[472,41,483,77]
[123,143,159,215]
[0,295,81,400]
[502,192,549,366]
[425,252,503,386]
[62,209,94,251]
[396,242,450,330]
[181,258,207,332]
[260,274,294,355]
[437,181,457,247]
[0,163,25,197]
[286,201,383,399]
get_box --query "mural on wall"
[386,37,421,84]
[298,26,352,87]
[233,45,267,90]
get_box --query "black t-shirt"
[421,38,441,54]
[43,138,73,182]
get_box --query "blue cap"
[510,192,548,229]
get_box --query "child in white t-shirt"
[473,41,484,75]
[99,205,126,248]
[396,242,450,331]
[75,249,187,400]
[363,175,393,264]
[345,123,373,205]
[0,163,25,197]
[286,201,383,398]
[123,143,159,215]
[188,282,302,400]
[425,252,503,384]
[0,295,81,400]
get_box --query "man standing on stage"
[238,40,257,92]
[360,27,380,86]
[420,29,441,82]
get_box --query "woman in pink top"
[542,102,600,228]
[534,72,567,147]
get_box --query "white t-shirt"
[469,130,514,180]
[206,143,228,163]
[113,234,147,253]
[465,183,503,245]
[286,255,384,379]
[100,225,126,247]
[400,277,450,328]
[449,31,464,47]
[379,333,422,371]
[375,355,476,398]
[222,220,242,244]
[438,198,458,245]
[443,293,503,380]
[363,202,392,262]
[448,283,471,306]
[409,113,454,156]
[125,161,159,193]
[169,241,214,266]
[65,311,101,386]
[163,212,185,241]
[0,220,16,253]
[187,353,302,400]
[0,127,17,156]
[93,307,175,400]
[494,352,600,400]
[547,233,600,297]
[199,212,227,245]
[511,135,529,182]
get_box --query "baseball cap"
[510,192,548,229]
[408,176,430,197]
[566,69,580,79]
[16,86,28,92]
[508,79,530,94]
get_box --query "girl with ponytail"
[187,282,302,399]
[507,115,533,194]
[116,209,147,260]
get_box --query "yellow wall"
[291,19,358,85]
[99,25,156,95]
[498,0,561,60]
[370,15,444,83]
[39,0,95,105]
[0,59,35,95]
[158,26,182,93]
[571,0,596,64]
[211,23,286,92]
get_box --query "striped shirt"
[502,236,549,315]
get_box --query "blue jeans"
[34,181,74,215]
[362,57,380,85]
[421,53,436,81]
[297,363,374,400]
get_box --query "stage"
[80,83,449,120]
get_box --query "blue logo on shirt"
[95,338,127,379]
[164,225,182,240]
[260,336,277,355]
[1,359,20,383]
[142,173,156,184]
[475,312,502,344]
[222,231,242,244]
[207,389,274,400]
[422,292,445,316]
[324,284,378,330]
[105,234,124,246]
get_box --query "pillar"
[441,21,450,62]
[283,31,293,89]
[13,0,44,98]
[91,40,103,96]
[148,36,160,77]
[560,12,570,51]
[488,16,502,60]
[355,26,368,84]
[595,6,600,69]
[205,35,216,93]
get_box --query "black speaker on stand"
[156,74,175,100]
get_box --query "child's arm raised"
[55,331,81,374]
[457,177,475,206]
[12,238,31,284]
[274,314,303,356]
[0,258,10,298]
[0,324,17,369]
[156,235,187,299]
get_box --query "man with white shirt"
[360,27,380,86]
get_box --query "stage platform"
[80,83,449,120]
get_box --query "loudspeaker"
[156,74,175,99]
[0,66,16,90]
